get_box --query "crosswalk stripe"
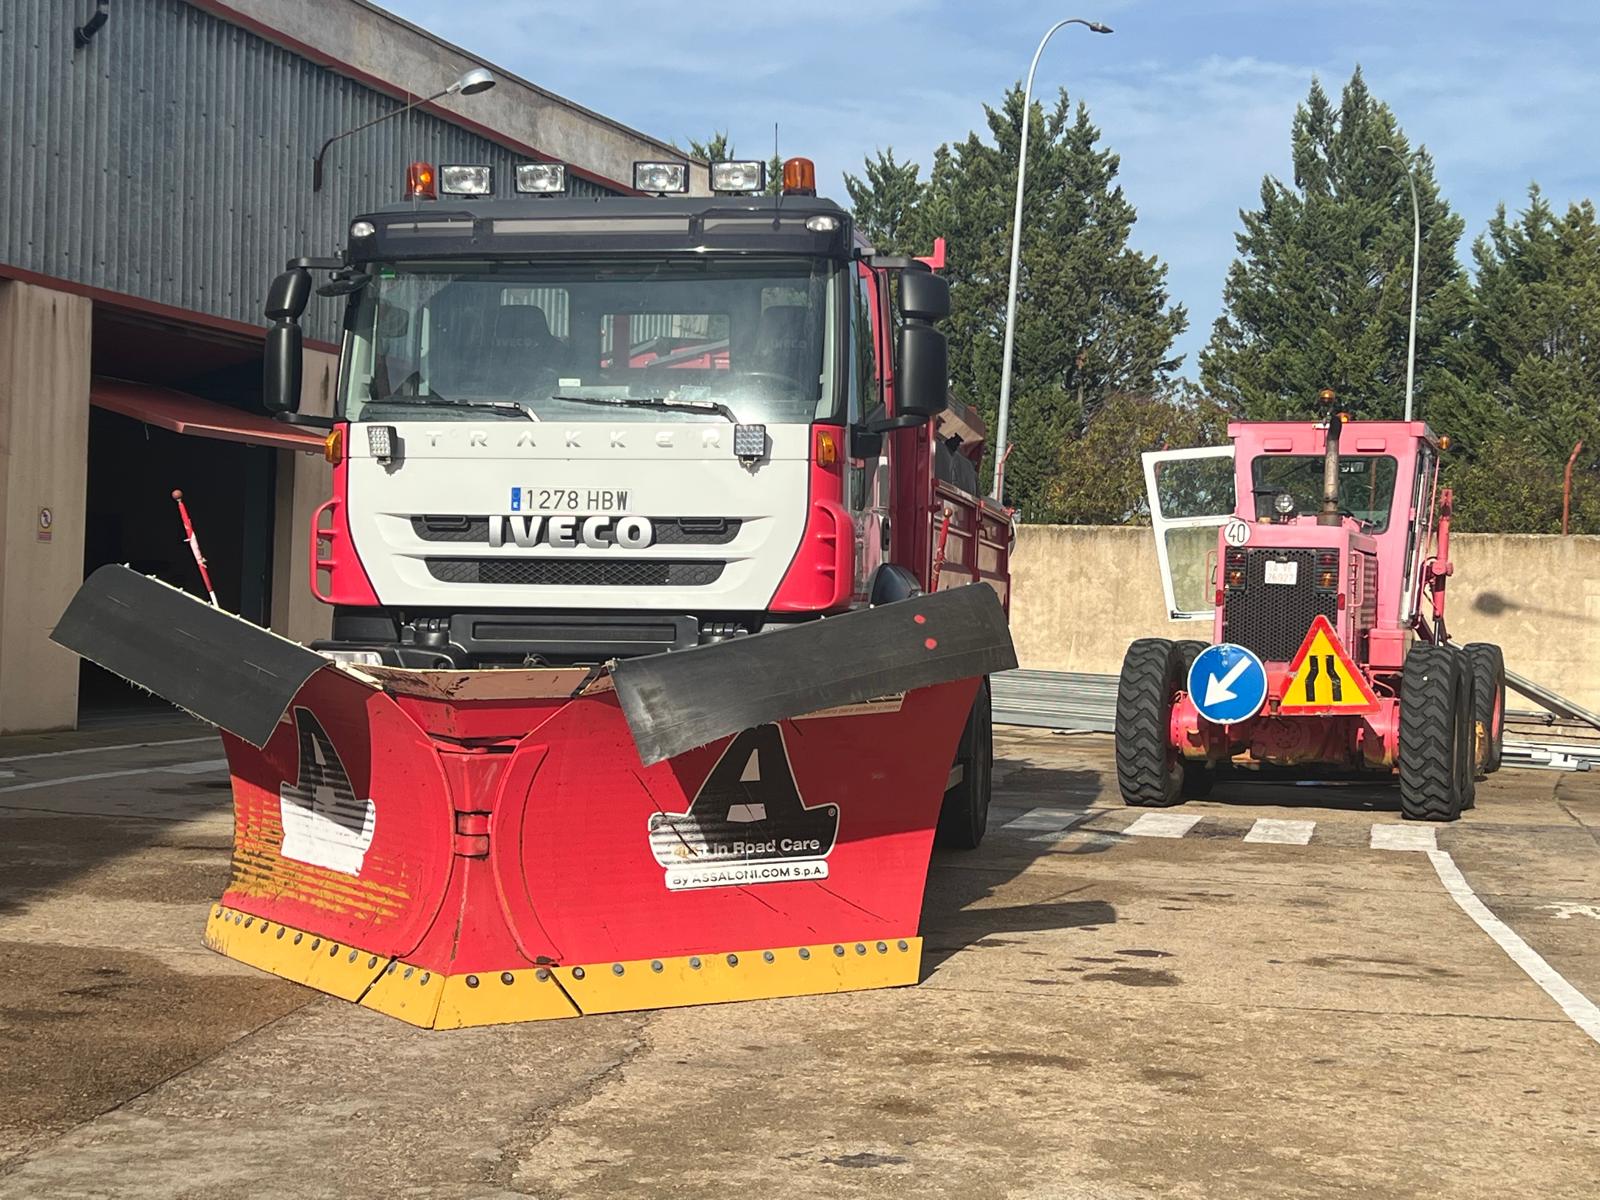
[999,807,1090,833]
[1370,823,1437,852]
[1244,818,1316,845]
[1122,812,1203,839]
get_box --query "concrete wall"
[270,349,337,646]
[0,282,92,733]
[1011,525,1600,712]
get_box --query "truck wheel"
[1399,645,1466,822]
[1465,643,1506,775]
[1115,639,1185,808]
[936,678,993,849]
[1454,650,1477,811]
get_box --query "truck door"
[1142,446,1236,620]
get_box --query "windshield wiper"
[367,395,537,420]
[548,394,737,423]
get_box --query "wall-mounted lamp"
[312,67,497,193]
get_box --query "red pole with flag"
[171,489,219,608]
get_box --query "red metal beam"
[91,377,327,452]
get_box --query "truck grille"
[1221,548,1337,663]
[411,516,741,545]
[425,558,725,587]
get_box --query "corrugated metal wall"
[0,0,619,341]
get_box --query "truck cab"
[262,157,1003,670]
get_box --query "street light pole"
[1382,144,1422,423]
[991,17,1113,500]
[313,67,497,193]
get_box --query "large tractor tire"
[1465,642,1506,776]
[1399,645,1472,822]
[1115,639,1186,808]
[936,678,993,849]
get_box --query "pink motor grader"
[1116,390,1505,821]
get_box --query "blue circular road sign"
[1187,643,1268,725]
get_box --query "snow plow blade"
[52,564,327,747]
[613,583,1016,764]
[51,569,1003,1028]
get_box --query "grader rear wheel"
[1465,642,1506,776]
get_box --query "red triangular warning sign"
[1278,615,1380,714]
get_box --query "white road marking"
[1244,818,1316,845]
[1123,812,1202,839]
[1001,808,1088,833]
[1371,823,1437,852]
[0,770,12,780]
[0,759,228,796]
[1541,902,1600,921]
[0,735,216,764]
[1428,850,1600,1047]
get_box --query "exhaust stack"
[1317,388,1344,527]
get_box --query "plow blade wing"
[612,583,1016,765]
[51,564,329,747]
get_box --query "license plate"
[1264,560,1298,586]
[511,487,631,513]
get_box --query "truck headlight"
[439,164,494,196]
[633,161,688,194]
[1274,492,1296,516]
[514,163,567,194]
[711,160,765,194]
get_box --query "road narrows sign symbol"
[1278,615,1380,714]
[1188,643,1268,725]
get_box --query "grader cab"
[1116,393,1505,821]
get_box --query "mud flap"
[612,582,1016,765]
[52,565,329,747]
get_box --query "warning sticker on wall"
[1278,615,1380,714]
[647,724,838,892]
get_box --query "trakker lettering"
[488,514,654,549]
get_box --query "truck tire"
[1399,645,1467,822]
[1454,649,1477,812]
[936,678,993,849]
[1115,639,1185,808]
[1465,643,1506,776]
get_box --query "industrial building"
[0,0,708,732]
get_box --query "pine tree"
[1448,189,1600,531]
[857,86,1185,516]
[843,150,925,253]
[1201,69,1471,423]
[685,132,734,162]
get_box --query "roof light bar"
[515,162,567,194]
[710,160,765,194]
[439,164,493,196]
[633,161,689,194]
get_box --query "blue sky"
[380,0,1599,375]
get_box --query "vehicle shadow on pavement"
[918,762,1115,972]
[1201,776,1402,814]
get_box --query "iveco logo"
[488,514,654,549]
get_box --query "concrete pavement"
[1,719,1597,1198]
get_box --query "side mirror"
[263,268,311,415]
[264,323,303,415]
[899,270,949,322]
[895,323,948,420]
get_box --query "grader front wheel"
[1399,645,1474,822]
[1115,639,1186,808]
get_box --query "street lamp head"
[449,67,496,96]
[1086,21,1114,33]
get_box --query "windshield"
[338,258,839,425]
[1252,455,1398,530]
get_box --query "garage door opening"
[79,407,277,719]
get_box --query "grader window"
[1251,455,1398,530]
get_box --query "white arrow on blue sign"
[1187,643,1268,725]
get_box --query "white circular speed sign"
[1222,517,1251,547]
